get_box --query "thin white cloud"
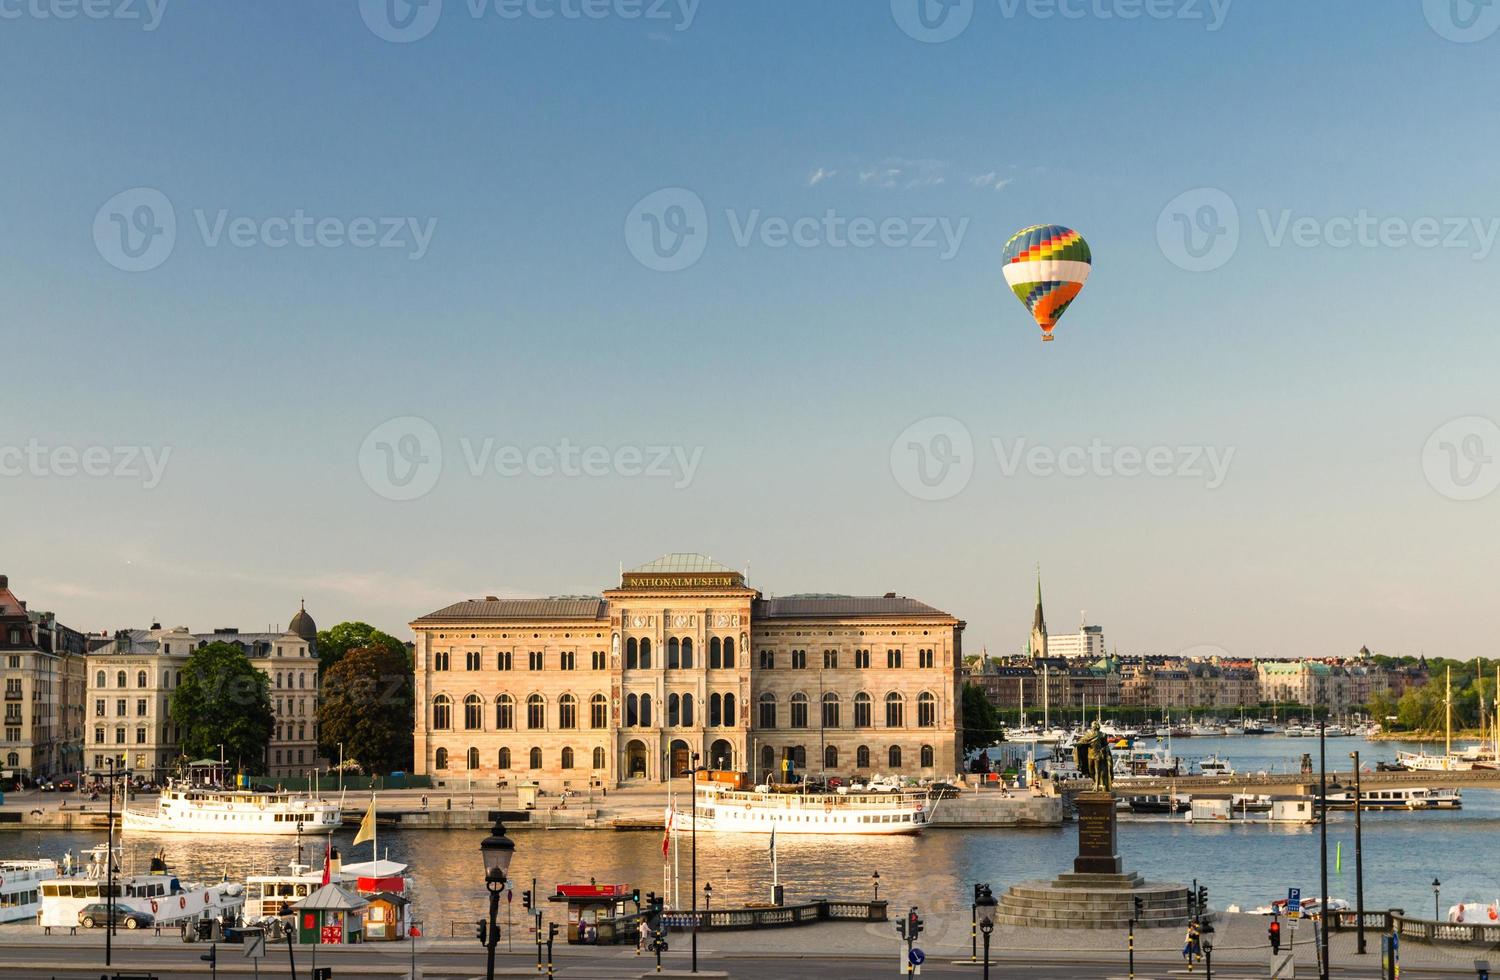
[809,158,1015,192]
[806,167,837,186]
[970,172,1014,192]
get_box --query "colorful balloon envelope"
[1001,224,1092,342]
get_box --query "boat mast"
[1446,666,1453,768]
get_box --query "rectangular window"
[136,699,147,716]
[591,650,606,670]
[886,649,902,669]
[791,650,806,670]
[758,699,777,729]
[823,649,837,669]
[433,650,450,671]
[116,699,126,716]
[790,699,808,728]
[465,651,482,671]
[497,651,513,671]
[114,728,125,744]
[759,650,774,670]
[95,699,105,717]
[560,651,576,671]
[919,648,935,669]
[855,649,871,669]
[136,727,146,744]
[529,651,545,671]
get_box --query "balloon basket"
[1041,334,1055,342]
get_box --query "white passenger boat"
[1322,786,1461,810]
[122,780,341,836]
[1198,754,1235,778]
[39,846,244,929]
[245,851,411,922]
[0,859,59,923]
[680,779,931,836]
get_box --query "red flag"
[662,806,673,860]
[409,926,422,938]
[321,840,332,885]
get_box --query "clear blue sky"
[3,1,1497,658]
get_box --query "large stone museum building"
[411,555,965,790]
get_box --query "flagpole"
[372,791,377,863]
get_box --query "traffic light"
[1269,917,1282,954]
[973,883,983,904]
[1133,896,1143,921]
[312,970,333,980]
[522,889,533,912]
[908,908,923,939]
[631,888,641,907]
[475,919,489,945]
[200,945,217,966]
[548,922,559,942]
[1196,886,1209,915]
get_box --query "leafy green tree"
[317,644,415,775]
[170,642,275,771]
[316,621,408,673]
[962,683,1004,756]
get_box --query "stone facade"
[85,614,323,778]
[410,555,965,790]
[0,575,88,780]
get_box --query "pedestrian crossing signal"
[522,889,532,912]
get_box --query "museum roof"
[753,596,953,619]
[628,553,738,574]
[414,597,609,623]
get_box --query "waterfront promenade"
[0,913,1492,977]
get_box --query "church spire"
[1030,567,1048,659]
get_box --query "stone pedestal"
[1073,792,1122,875]
[996,791,1192,929]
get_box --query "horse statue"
[1073,721,1114,793]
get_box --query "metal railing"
[1392,910,1500,946]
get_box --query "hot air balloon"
[1001,224,1092,342]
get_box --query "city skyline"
[4,5,1497,660]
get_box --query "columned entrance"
[708,738,733,771]
[626,739,648,779]
[669,739,690,779]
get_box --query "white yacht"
[1322,786,1461,810]
[122,781,342,836]
[0,859,59,923]
[680,779,931,836]
[245,851,411,922]
[1198,754,1235,777]
[39,846,244,929]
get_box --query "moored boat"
[39,845,243,930]
[122,780,341,836]
[0,859,59,923]
[680,777,930,836]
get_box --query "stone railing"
[1392,911,1500,946]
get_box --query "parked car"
[78,903,153,930]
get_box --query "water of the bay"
[2,736,1494,933]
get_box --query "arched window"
[592,747,605,769]
[434,747,449,769]
[639,638,652,669]
[668,693,681,727]
[464,694,484,730]
[558,694,577,729]
[825,745,838,770]
[885,693,904,728]
[920,744,935,768]
[758,693,777,729]
[5,751,17,768]
[561,747,575,770]
[681,638,693,669]
[529,747,542,770]
[432,695,452,731]
[590,693,608,728]
[723,693,736,726]
[790,692,809,728]
[682,693,694,727]
[639,693,653,727]
[136,670,147,688]
[116,671,127,688]
[822,693,840,728]
[709,637,722,669]
[499,747,512,769]
[96,670,105,688]
[626,637,638,670]
[626,693,639,727]
[854,692,873,728]
[495,694,514,730]
[760,744,775,776]
[526,694,545,730]
[917,692,937,728]
[723,637,735,668]
[275,672,283,689]
[791,745,806,768]
[888,745,902,768]
[468,746,480,770]
[856,745,870,769]
[709,693,722,727]
[667,637,680,669]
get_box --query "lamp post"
[872,871,880,902]
[90,758,131,969]
[1434,878,1442,921]
[688,751,702,974]
[703,882,712,918]
[1318,720,1330,980]
[1350,750,1366,955]
[976,884,997,980]
[1202,925,1215,980]
[480,818,516,980]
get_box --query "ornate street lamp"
[480,819,516,980]
[872,870,880,902]
[1433,878,1442,921]
[976,884,997,980]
